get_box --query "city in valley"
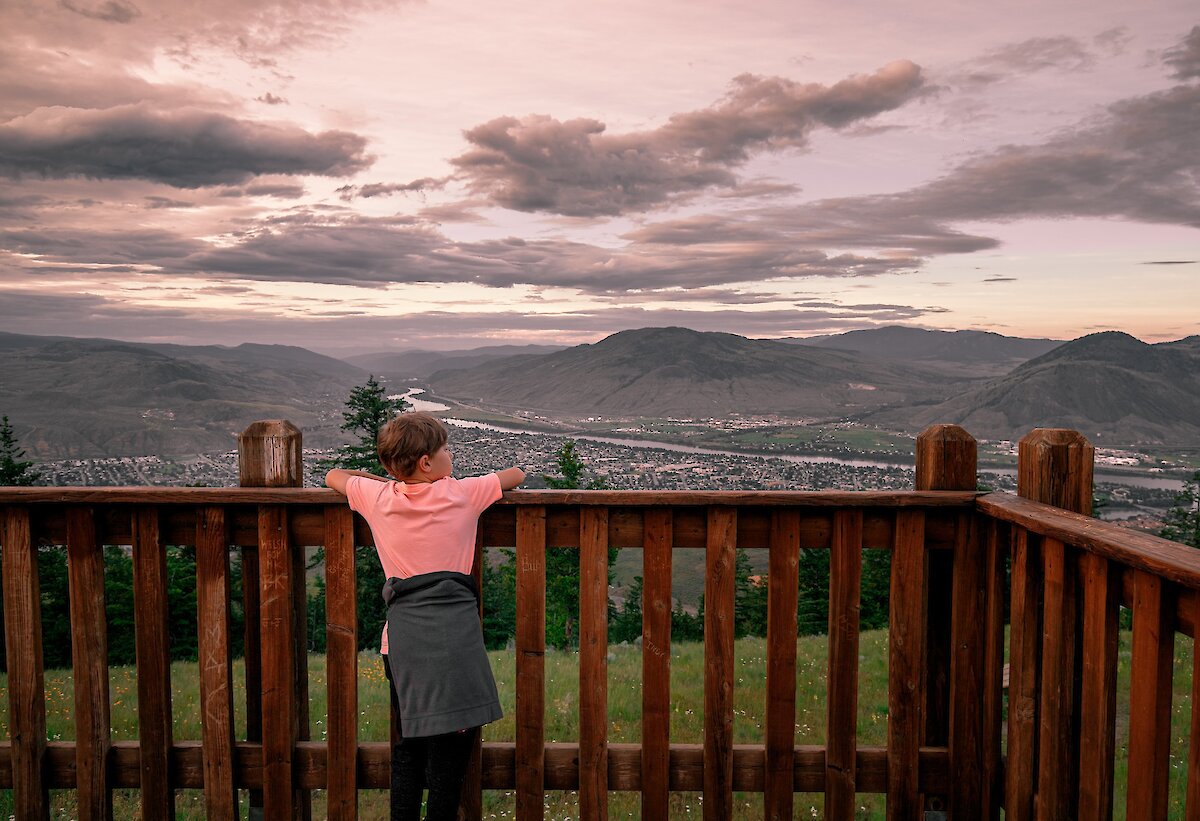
[38,415,1180,535]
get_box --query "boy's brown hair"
[377,411,448,478]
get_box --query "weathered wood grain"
[196,506,237,821]
[324,505,358,821]
[2,505,49,820]
[132,506,175,820]
[66,507,113,821]
[887,509,925,821]
[1126,570,1174,820]
[826,509,863,820]
[641,508,673,819]
[703,507,737,821]
[764,509,800,821]
[579,506,609,820]
[515,506,547,820]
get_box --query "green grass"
[0,630,1194,819]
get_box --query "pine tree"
[317,376,410,650]
[542,439,612,648]
[0,415,40,485]
[319,376,408,475]
[1161,471,1200,549]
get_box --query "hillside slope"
[868,332,1200,444]
[0,332,367,458]
[429,327,968,417]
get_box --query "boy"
[325,411,524,821]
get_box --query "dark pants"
[382,655,475,821]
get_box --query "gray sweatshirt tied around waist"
[382,571,503,738]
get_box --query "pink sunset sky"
[1,0,1197,355]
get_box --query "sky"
[0,0,1197,356]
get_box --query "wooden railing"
[0,423,1196,820]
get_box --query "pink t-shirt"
[346,473,503,653]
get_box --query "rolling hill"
[344,344,566,379]
[790,326,1061,377]
[867,331,1200,444]
[428,326,970,418]
[0,331,368,458]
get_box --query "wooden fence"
[1,423,1197,820]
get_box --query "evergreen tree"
[1161,471,1200,550]
[733,549,768,638]
[319,375,408,474]
[541,439,612,648]
[0,415,40,485]
[317,376,410,650]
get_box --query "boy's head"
[377,411,449,479]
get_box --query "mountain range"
[0,332,366,458]
[1,326,1195,457]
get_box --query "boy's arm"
[325,468,389,495]
[495,467,526,491]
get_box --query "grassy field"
[0,629,1194,819]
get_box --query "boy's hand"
[496,467,526,491]
[325,468,388,495]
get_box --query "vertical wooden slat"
[704,506,736,821]
[1126,570,1174,820]
[950,511,986,817]
[460,528,486,821]
[579,507,609,820]
[1036,537,1076,821]
[887,509,926,821]
[914,424,976,817]
[764,509,800,821]
[242,541,263,811]
[516,506,546,821]
[132,506,175,820]
[981,519,1007,821]
[67,507,113,821]
[826,509,862,820]
[2,505,49,820]
[239,419,302,821]
[259,504,299,819]
[1187,590,1200,819]
[1005,528,1040,821]
[641,508,673,820]
[1077,551,1118,821]
[292,538,312,820]
[324,505,358,821]
[196,506,237,821]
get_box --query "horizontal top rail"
[0,487,981,507]
[979,491,1200,590]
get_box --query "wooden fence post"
[1017,428,1094,820]
[915,424,977,817]
[238,420,308,821]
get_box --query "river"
[440,417,1185,491]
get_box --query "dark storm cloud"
[0,104,373,187]
[1163,25,1200,80]
[450,60,926,216]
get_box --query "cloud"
[60,0,141,23]
[337,177,446,201]
[144,195,196,209]
[0,287,951,351]
[256,93,288,105]
[450,60,926,216]
[1163,25,1200,80]
[975,36,1098,74]
[0,104,372,187]
[983,276,1017,282]
[1141,259,1196,265]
